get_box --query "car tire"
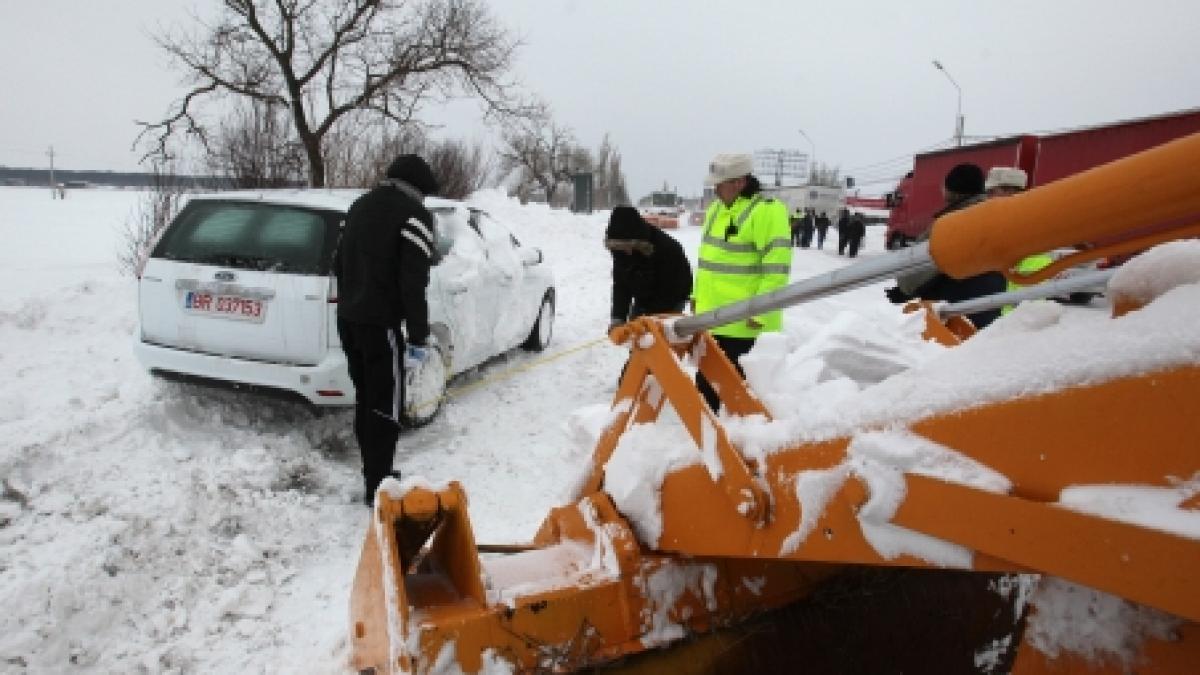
[400,344,448,428]
[521,290,555,352]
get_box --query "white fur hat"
[704,153,754,186]
[985,166,1028,191]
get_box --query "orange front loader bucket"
[349,132,1200,673]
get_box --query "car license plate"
[183,291,266,322]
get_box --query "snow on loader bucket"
[350,132,1200,674]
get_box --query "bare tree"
[322,114,426,188]
[606,154,630,206]
[498,108,575,203]
[139,0,527,187]
[207,100,306,188]
[808,162,842,188]
[425,138,494,199]
[592,134,629,208]
[119,161,188,276]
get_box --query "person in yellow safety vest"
[693,153,793,412]
[985,167,1055,315]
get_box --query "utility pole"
[797,129,816,185]
[47,146,58,199]
[932,60,964,146]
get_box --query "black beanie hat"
[606,206,651,240]
[385,154,439,196]
[943,163,985,196]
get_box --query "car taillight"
[316,390,344,397]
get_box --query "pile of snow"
[602,403,702,545]
[1108,240,1200,306]
[1025,577,1180,668]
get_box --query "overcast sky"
[2,0,1197,198]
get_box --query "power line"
[843,136,956,174]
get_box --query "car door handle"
[446,281,469,295]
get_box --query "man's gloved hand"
[885,286,912,304]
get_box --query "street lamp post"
[797,129,816,184]
[932,60,964,146]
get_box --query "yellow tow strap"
[411,336,609,410]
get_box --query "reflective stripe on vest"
[697,260,792,275]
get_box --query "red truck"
[884,108,1200,249]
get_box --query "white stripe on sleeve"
[401,230,433,259]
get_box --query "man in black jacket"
[335,154,439,506]
[884,163,1006,328]
[605,206,693,331]
[846,212,867,258]
[836,208,851,255]
[815,211,831,250]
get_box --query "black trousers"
[848,235,863,258]
[337,319,405,501]
[696,335,756,413]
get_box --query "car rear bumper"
[133,338,355,407]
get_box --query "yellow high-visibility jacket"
[1002,252,1055,314]
[694,195,793,338]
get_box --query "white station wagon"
[133,191,555,425]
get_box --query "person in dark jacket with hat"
[884,162,1007,328]
[334,154,439,506]
[605,205,693,332]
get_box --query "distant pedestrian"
[815,212,831,249]
[790,207,803,247]
[836,208,851,255]
[799,208,816,248]
[846,212,866,257]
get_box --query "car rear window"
[152,201,341,274]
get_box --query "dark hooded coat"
[606,206,693,322]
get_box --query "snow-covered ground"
[0,185,1195,673]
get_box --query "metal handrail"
[670,243,936,339]
[938,268,1114,319]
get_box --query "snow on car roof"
[186,189,462,213]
